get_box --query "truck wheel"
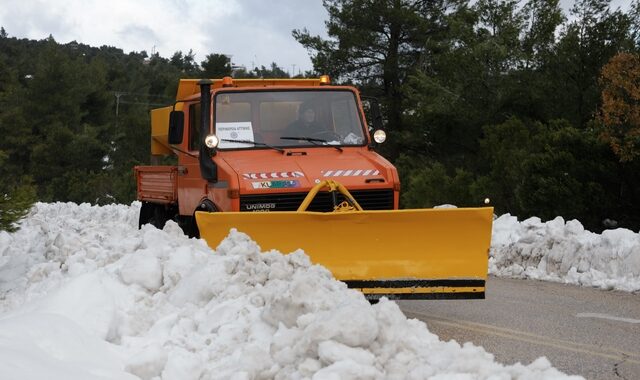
[184,199,217,239]
[139,202,168,230]
[151,205,168,229]
[139,202,153,229]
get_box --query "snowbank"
[0,202,581,379]
[490,214,640,292]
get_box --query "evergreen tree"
[515,120,618,230]
[0,167,36,233]
[253,62,290,78]
[294,0,458,158]
[25,38,111,202]
[506,0,564,121]
[170,50,201,77]
[201,53,232,78]
[402,0,526,167]
[0,46,36,231]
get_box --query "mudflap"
[195,207,493,300]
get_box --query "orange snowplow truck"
[135,76,493,300]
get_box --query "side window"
[189,103,201,151]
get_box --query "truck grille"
[240,189,394,212]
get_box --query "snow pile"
[0,202,581,379]
[490,214,640,292]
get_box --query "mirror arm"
[198,79,218,182]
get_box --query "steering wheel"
[311,130,342,141]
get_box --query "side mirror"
[361,96,383,131]
[369,99,383,131]
[168,111,184,144]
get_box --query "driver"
[284,102,328,138]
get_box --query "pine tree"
[201,53,232,78]
[293,0,457,159]
[0,151,36,232]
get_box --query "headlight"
[204,134,219,148]
[373,130,386,144]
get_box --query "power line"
[113,91,173,130]
[118,100,169,106]
[113,91,173,100]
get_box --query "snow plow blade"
[195,206,493,300]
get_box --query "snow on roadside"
[490,214,640,292]
[0,202,581,379]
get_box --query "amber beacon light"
[319,75,331,85]
[221,76,234,87]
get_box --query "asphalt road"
[397,276,640,380]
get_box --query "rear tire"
[139,202,169,230]
[138,202,153,229]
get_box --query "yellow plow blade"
[196,207,493,300]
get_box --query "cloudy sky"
[0,0,329,75]
[0,0,631,76]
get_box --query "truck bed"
[134,166,178,204]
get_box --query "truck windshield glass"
[214,90,366,149]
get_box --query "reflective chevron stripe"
[242,171,304,180]
[322,169,380,177]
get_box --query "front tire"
[177,215,199,238]
[185,199,217,239]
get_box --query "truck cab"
[135,76,399,236]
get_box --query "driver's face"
[302,108,315,123]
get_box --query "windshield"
[214,90,366,149]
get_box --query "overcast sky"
[0,0,631,76]
[0,0,329,75]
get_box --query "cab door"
[177,102,207,216]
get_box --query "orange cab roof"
[176,78,328,101]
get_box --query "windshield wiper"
[280,136,343,152]
[221,139,285,153]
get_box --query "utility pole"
[113,91,172,135]
[114,92,124,131]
